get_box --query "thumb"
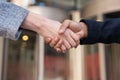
[59,20,70,34]
[76,31,84,39]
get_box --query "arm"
[49,20,86,50]
[0,1,79,52]
[0,1,57,42]
[56,18,120,46]
[80,18,120,44]
[0,1,29,40]
[22,12,80,53]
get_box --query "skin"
[21,12,80,53]
[49,19,88,52]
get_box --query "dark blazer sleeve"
[80,18,120,44]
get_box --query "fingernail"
[73,43,76,47]
[56,48,61,52]
[56,48,59,51]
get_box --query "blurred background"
[1,0,120,80]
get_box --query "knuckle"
[73,43,77,47]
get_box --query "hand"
[59,20,88,38]
[33,15,79,51]
[49,19,88,51]
[21,12,78,53]
[37,18,80,53]
[52,29,80,53]
[21,12,59,42]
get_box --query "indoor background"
[0,0,120,80]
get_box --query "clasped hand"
[22,12,87,53]
[46,20,87,53]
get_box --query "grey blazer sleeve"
[0,1,29,40]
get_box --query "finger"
[66,33,77,47]
[56,48,62,53]
[45,37,52,44]
[59,20,70,34]
[61,45,67,53]
[76,30,84,39]
[69,30,80,42]
[70,31,81,47]
[49,37,60,47]
[63,39,71,49]
[75,40,80,48]
[67,30,80,47]
[54,39,63,49]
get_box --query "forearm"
[21,12,46,33]
[80,18,120,44]
[21,12,60,36]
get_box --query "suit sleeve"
[0,1,29,40]
[80,18,120,44]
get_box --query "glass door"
[104,11,120,80]
[84,44,100,80]
[44,44,70,80]
[83,16,101,80]
[2,30,37,80]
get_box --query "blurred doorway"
[44,45,70,80]
[2,30,37,80]
[104,11,120,80]
[83,16,101,80]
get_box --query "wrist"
[21,12,47,33]
[79,22,88,38]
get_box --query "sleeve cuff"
[80,19,102,44]
[0,2,29,40]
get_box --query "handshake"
[46,20,88,53]
[22,12,88,53]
